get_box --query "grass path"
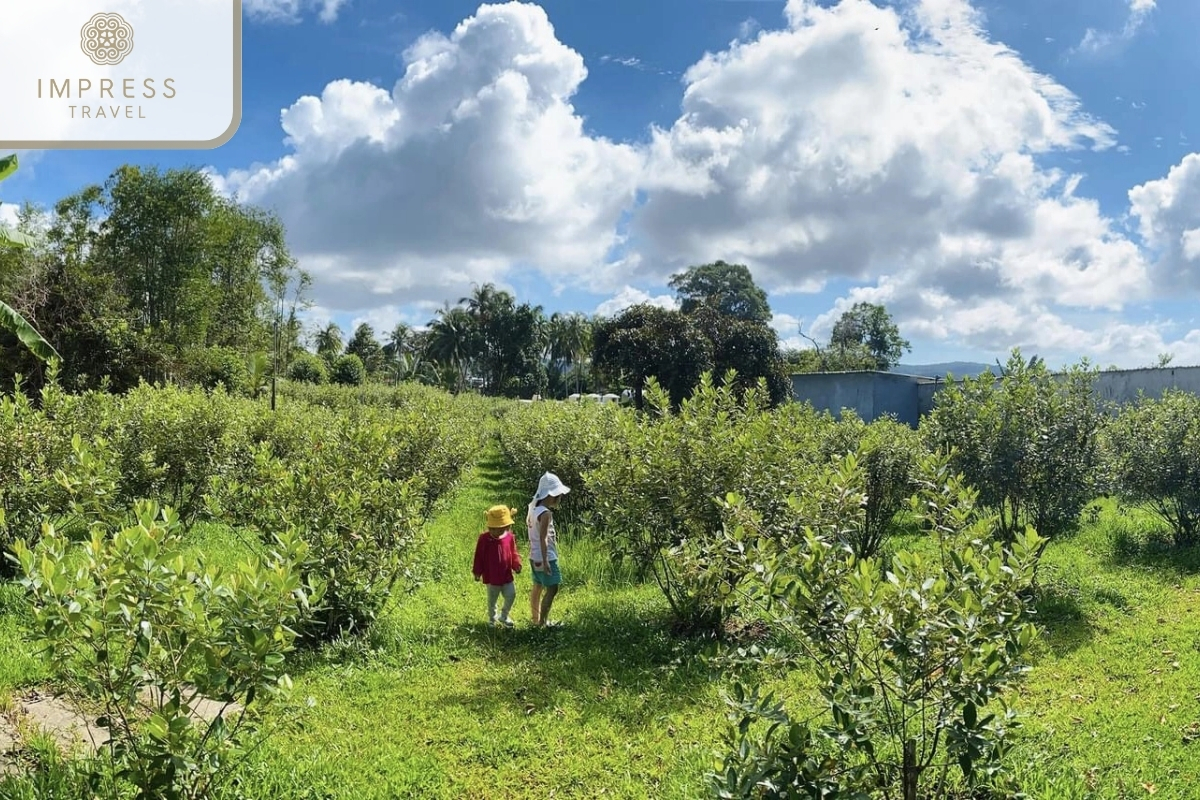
[234,448,730,799]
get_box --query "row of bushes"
[0,375,494,798]
[0,373,492,625]
[501,373,1044,797]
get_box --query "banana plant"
[0,153,60,362]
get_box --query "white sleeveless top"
[527,504,558,563]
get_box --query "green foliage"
[208,428,426,642]
[1103,390,1200,546]
[0,162,308,392]
[495,398,624,518]
[180,346,251,395]
[922,349,1103,542]
[12,501,319,800]
[713,455,1043,799]
[829,302,911,371]
[592,304,714,408]
[815,412,924,558]
[330,353,365,386]
[286,352,328,384]
[0,154,60,363]
[345,323,384,376]
[668,260,772,322]
[586,373,827,631]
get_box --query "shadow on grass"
[443,600,719,732]
[1106,524,1200,576]
[1033,580,1094,657]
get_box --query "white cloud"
[1129,152,1200,288]
[1074,0,1155,54]
[221,2,642,313]
[244,0,349,23]
[594,286,678,318]
[0,203,18,228]
[217,0,1191,366]
[632,0,1148,358]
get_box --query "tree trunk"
[903,740,919,800]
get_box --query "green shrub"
[496,399,625,518]
[712,454,1042,800]
[1103,390,1200,546]
[922,349,1102,542]
[12,501,319,800]
[586,372,828,631]
[330,354,365,386]
[815,412,923,558]
[286,352,328,385]
[209,427,428,642]
[180,346,251,396]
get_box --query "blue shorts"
[532,560,561,587]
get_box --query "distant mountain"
[891,361,1000,378]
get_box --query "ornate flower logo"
[80,12,134,66]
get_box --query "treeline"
[0,163,309,395]
[1,159,914,403]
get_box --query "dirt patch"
[0,686,244,768]
[18,691,109,753]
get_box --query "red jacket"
[473,531,522,585]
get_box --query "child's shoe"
[502,618,515,628]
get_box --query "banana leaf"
[0,154,16,183]
[0,226,35,247]
[0,300,60,362]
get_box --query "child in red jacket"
[473,505,523,627]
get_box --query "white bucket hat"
[533,472,571,502]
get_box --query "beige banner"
[0,0,242,149]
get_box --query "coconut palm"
[313,322,342,361]
[549,312,592,395]
[426,304,477,392]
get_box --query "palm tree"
[549,312,592,395]
[426,304,476,392]
[461,283,515,393]
[313,322,342,361]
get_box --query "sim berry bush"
[12,501,321,800]
[712,453,1042,800]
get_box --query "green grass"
[5,470,1200,797]
[225,452,731,799]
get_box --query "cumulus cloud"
[218,0,1191,365]
[1129,153,1200,289]
[0,203,18,228]
[631,0,1153,357]
[594,286,678,318]
[244,0,349,24]
[221,2,641,313]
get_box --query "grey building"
[791,365,1200,427]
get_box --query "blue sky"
[3,0,1200,367]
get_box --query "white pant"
[486,582,516,623]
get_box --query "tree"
[345,323,384,376]
[923,349,1102,543]
[592,305,713,408]
[668,261,771,322]
[828,302,910,370]
[547,312,592,396]
[0,153,60,364]
[425,304,478,392]
[314,323,343,362]
[693,306,790,404]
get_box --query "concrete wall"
[791,371,931,427]
[793,365,1200,427]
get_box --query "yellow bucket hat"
[485,505,516,529]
